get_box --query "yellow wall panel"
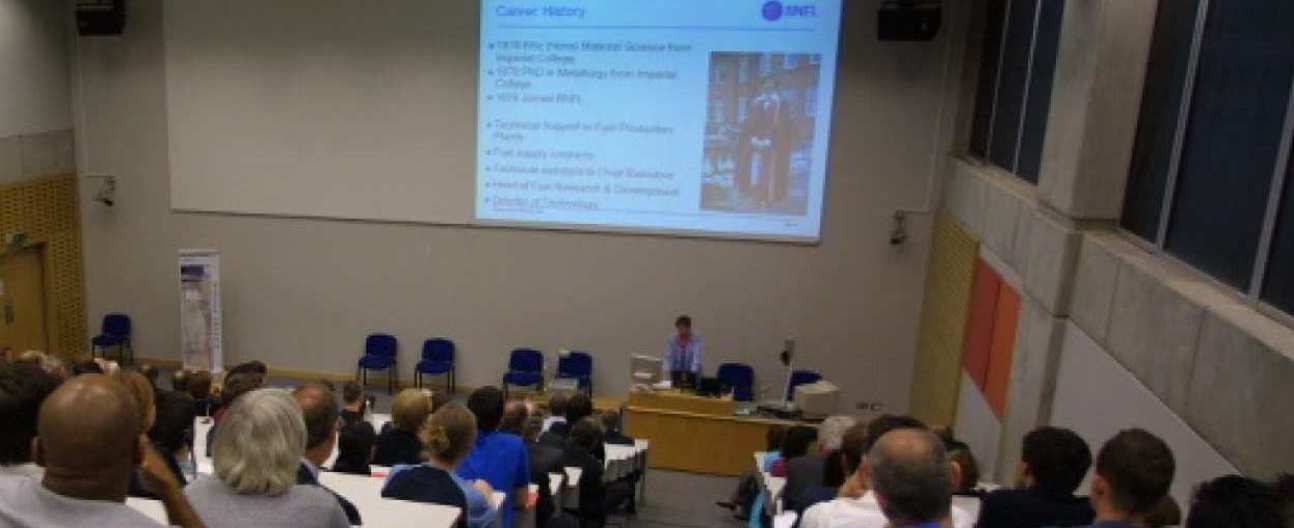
[908,210,979,426]
[0,174,85,358]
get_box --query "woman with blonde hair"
[373,388,436,466]
[184,388,349,527]
[383,402,498,528]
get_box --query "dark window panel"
[1262,146,1294,314]
[1165,0,1294,289]
[1014,0,1065,183]
[969,0,1009,158]
[988,0,1039,172]
[1121,0,1203,241]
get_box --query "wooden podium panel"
[626,390,736,416]
[624,391,794,476]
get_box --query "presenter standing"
[664,315,703,379]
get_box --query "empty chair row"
[356,333,593,396]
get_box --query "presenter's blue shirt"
[665,333,703,374]
[457,431,529,527]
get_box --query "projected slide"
[477,1,843,241]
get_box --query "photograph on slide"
[701,51,822,216]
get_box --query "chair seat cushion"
[92,334,124,347]
[358,355,395,369]
[416,360,453,374]
[503,371,542,386]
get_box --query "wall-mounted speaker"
[878,0,941,42]
[76,0,126,36]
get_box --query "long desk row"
[131,413,651,528]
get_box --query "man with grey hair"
[185,388,349,527]
[869,428,955,528]
[786,415,857,513]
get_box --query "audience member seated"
[944,439,981,496]
[869,428,959,528]
[771,425,817,477]
[119,370,167,499]
[1144,496,1182,528]
[188,370,215,417]
[226,360,269,377]
[1274,473,1294,528]
[563,418,634,528]
[785,416,855,515]
[373,388,434,466]
[384,402,497,528]
[542,392,594,448]
[1185,476,1283,528]
[543,393,568,433]
[599,410,635,446]
[150,384,198,484]
[795,422,871,519]
[800,414,976,528]
[0,362,61,480]
[718,424,787,520]
[0,374,203,527]
[292,382,362,525]
[976,426,1094,528]
[333,381,377,475]
[185,388,349,528]
[172,369,190,393]
[459,387,530,528]
[72,358,105,376]
[205,371,265,456]
[500,400,530,436]
[523,413,568,528]
[1076,428,1175,528]
[138,364,161,389]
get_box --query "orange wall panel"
[961,259,1000,390]
[985,282,1021,419]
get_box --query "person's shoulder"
[290,482,346,506]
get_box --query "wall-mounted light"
[85,174,116,207]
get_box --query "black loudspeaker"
[76,0,126,36]
[878,1,941,41]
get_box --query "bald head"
[868,428,952,526]
[36,375,142,480]
[291,382,339,451]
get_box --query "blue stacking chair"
[356,333,398,395]
[502,348,544,398]
[91,313,133,365]
[415,338,456,393]
[717,362,756,402]
[556,351,594,397]
[786,369,823,400]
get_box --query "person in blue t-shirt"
[383,402,498,528]
[458,386,530,528]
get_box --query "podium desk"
[623,390,796,476]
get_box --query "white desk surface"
[126,498,167,525]
[319,470,461,528]
[563,466,583,487]
[774,511,799,528]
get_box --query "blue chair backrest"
[422,339,455,362]
[787,370,822,398]
[509,348,543,372]
[103,313,131,336]
[365,334,398,358]
[559,351,592,377]
[717,363,754,387]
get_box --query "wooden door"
[0,248,49,354]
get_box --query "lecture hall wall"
[74,0,972,411]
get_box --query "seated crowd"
[2,350,1292,528]
[0,352,637,528]
[725,410,1292,528]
